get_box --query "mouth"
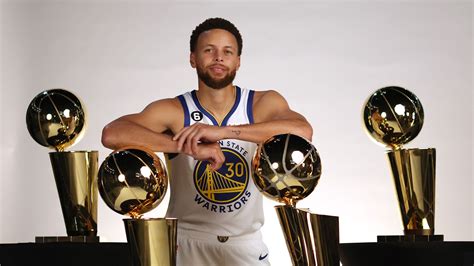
[208,64,228,74]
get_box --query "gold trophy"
[252,134,340,265]
[363,86,441,241]
[98,147,176,266]
[26,89,99,242]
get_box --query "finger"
[213,160,223,171]
[177,127,194,151]
[177,123,201,145]
[182,142,193,156]
[209,161,218,171]
[174,128,187,151]
[212,150,225,170]
[185,130,199,155]
[217,150,225,168]
[206,149,218,171]
[173,123,197,142]
[191,130,204,154]
[172,126,186,141]
[211,162,220,171]
[211,158,222,171]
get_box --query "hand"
[181,142,225,170]
[173,123,225,154]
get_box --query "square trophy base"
[35,236,100,243]
[377,235,444,243]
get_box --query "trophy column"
[49,151,98,238]
[124,218,178,266]
[275,206,339,266]
[387,148,436,236]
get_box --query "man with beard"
[102,17,312,266]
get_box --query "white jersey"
[165,86,264,236]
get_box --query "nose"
[214,50,224,62]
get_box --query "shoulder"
[138,97,183,127]
[252,90,288,106]
[251,90,291,123]
[139,97,183,117]
[140,97,184,132]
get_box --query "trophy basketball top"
[98,147,168,219]
[26,89,86,152]
[252,134,322,207]
[363,86,424,150]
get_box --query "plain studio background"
[1,0,472,265]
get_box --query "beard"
[196,66,237,90]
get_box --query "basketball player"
[102,17,312,266]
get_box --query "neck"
[196,83,236,121]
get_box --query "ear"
[236,56,241,71]
[190,53,196,68]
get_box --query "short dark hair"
[190,17,243,56]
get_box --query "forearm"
[101,120,179,153]
[225,118,313,143]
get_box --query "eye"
[225,50,233,55]
[204,48,213,53]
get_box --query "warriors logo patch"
[194,148,249,204]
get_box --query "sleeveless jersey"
[165,86,264,236]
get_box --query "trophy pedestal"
[340,241,474,266]
[35,236,100,243]
[377,234,444,243]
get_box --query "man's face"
[190,29,241,89]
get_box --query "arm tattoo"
[232,130,241,136]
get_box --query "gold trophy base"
[35,236,100,243]
[377,234,444,243]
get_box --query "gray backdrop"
[1,0,472,265]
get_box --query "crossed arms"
[101,90,312,170]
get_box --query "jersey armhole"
[177,95,190,127]
[247,90,255,124]
[166,95,189,161]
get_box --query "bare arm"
[101,98,181,152]
[101,98,225,169]
[173,90,313,153]
[228,90,312,142]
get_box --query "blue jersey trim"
[191,90,219,126]
[247,89,255,124]
[221,86,242,126]
[177,95,190,127]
